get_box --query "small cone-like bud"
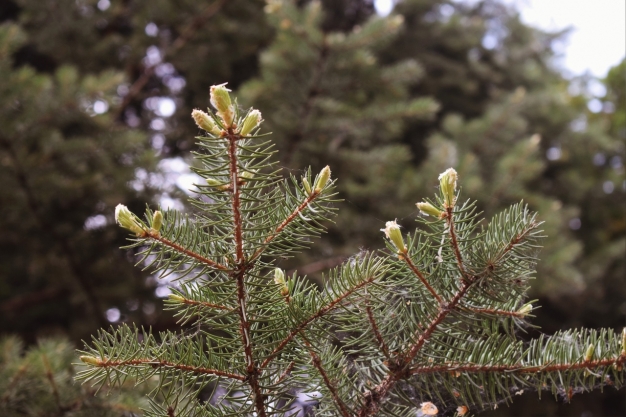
[438,168,458,208]
[152,211,163,233]
[79,355,101,366]
[416,202,444,218]
[302,177,312,195]
[206,178,230,191]
[240,170,256,180]
[584,344,595,362]
[517,303,533,317]
[420,402,438,416]
[381,220,406,253]
[274,268,288,296]
[115,204,144,235]
[210,83,234,127]
[239,109,263,136]
[313,165,331,192]
[191,109,221,135]
[457,405,469,416]
[169,294,186,303]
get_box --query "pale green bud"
[152,210,163,233]
[115,204,144,235]
[210,83,234,127]
[274,268,288,296]
[240,170,256,180]
[169,294,186,303]
[79,355,101,366]
[191,109,221,135]
[302,177,312,195]
[381,220,406,253]
[584,344,594,362]
[239,109,263,136]
[313,165,331,192]
[517,303,533,317]
[206,178,229,191]
[416,202,444,218]
[438,168,458,208]
[622,328,626,354]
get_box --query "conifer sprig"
[79,87,624,416]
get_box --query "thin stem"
[400,252,442,304]
[410,354,626,375]
[260,275,377,370]
[248,191,321,264]
[145,230,229,271]
[91,358,246,380]
[445,207,468,282]
[301,335,352,417]
[468,307,525,318]
[226,132,266,417]
[366,305,390,359]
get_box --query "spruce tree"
[79,85,625,416]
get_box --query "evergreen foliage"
[0,335,153,416]
[79,86,626,416]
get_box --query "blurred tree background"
[0,0,623,415]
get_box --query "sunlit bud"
[517,303,533,317]
[239,109,263,136]
[622,328,625,354]
[152,211,163,233]
[79,356,101,366]
[585,344,595,362]
[168,294,185,303]
[313,165,331,192]
[302,177,312,195]
[457,405,469,416]
[274,268,288,296]
[210,83,234,127]
[115,204,144,235]
[438,168,458,208]
[240,170,256,180]
[420,402,438,416]
[206,178,229,191]
[191,109,221,135]
[416,202,444,218]
[529,133,541,147]
[381,220,406,253]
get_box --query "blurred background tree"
[0,0,623,414]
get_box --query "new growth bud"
[115,204,145,235]
[79,355,101,366]
[438,168,458,208]
[240,170,256,181]
[302,177,312,195]
[152,210,163,233]
[169,294,186,303]
[585,344,595,362]
[314,165,331,192]
[210,83,235,127]
[622,328,626,354]
[191,109,221,135]
[274,268,288,296]
[517,303,533,317]
[416,202,444,218]
[381,220,406,253]
[239,109,263,136]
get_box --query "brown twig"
[400,252,442,304]
[173,296,230,311]
[445,207,468,283]
[146,230,229,271]
[468,307,525,318]
[114,0,226,120]
[366,305,391,359]
[260,275,378,370]
[90,358,245,380]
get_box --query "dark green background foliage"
[0,0,623,415]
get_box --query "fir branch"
[399,252,442,304]
[260,275,378,370]
[467,307,526,319]
[84,357,246,381]
[366,304,391,359]
[145,230,229,271]
[445,207,469,283]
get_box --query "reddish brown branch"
[91,358,246,380]
[366,305,391,359]
[249,191,321,264]
[468,307,525,318]
[146,230,229,271]
[301,336,352,417]
[410,354,626,376]
[260,275,377,370]
[400,253,442,304]
[445,207,468,283]
[175,297,230,311]
[275,361,295,385]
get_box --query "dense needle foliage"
[78,86,625,416]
